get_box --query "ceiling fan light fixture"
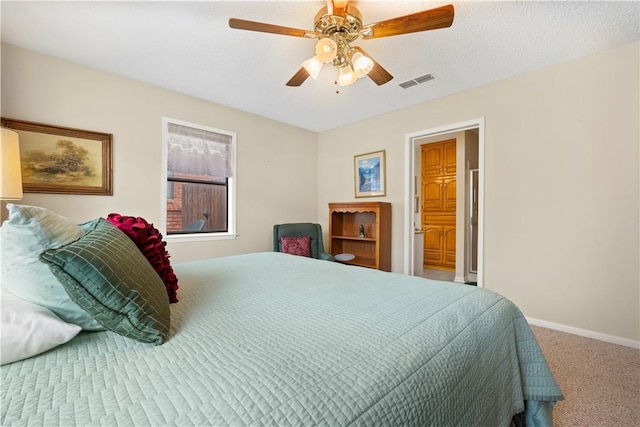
[338,65,357,86]
[302,56,323,79]
[351,50,374,78]
[315,38,338,63]
[230,3,455,88]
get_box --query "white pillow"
[0,203,103,330]
[1,290,81,365]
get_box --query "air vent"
[399,80,418,89]
[399,73,435,89]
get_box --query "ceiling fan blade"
[286,67,311,87]
[229,18,317,38]
[353,47,393,86]
[360,4,454,39]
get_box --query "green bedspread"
[1,252,563,426]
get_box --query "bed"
[1,247,563,426]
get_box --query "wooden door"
[443,141,457,175]
[421,140,456,271]
[422,178,456,213]
[443,225,456,268]
[421,224,456,269]
[443,178,456,211]
[423,225,444,265]
[422,140,456,177]
[422,179,445,211]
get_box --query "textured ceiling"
[1,1,638,132]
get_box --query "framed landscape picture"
[1,118,112,195]
[354,149,386,198]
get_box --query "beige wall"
[2,41,638,343]
[1,43,319,262]
[318,42,639,342]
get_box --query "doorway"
[403,118,484,287]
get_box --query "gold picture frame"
[1,118,113,195]
[354,149,386,198]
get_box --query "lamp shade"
[338,65,357,86]
[315,38,338,63]
[302,55,323,80]
[352,51,374,78]
[0,128,23,200]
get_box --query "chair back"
[273,223,327,259]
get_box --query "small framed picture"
[354,149,386,198]
[1,118,112,195]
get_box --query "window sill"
[165,232,238,243]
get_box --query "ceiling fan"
[229,1,454,88]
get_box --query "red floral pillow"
[280,236,311,258]
[106,213,179,303]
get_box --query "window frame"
[161,117,237,242]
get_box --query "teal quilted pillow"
[40,218,170,345]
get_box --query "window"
[162,118,236,240]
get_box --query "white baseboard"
[526,317,640,350]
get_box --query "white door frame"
[403,118,485,287]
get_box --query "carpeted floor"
[531,326,640,427]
